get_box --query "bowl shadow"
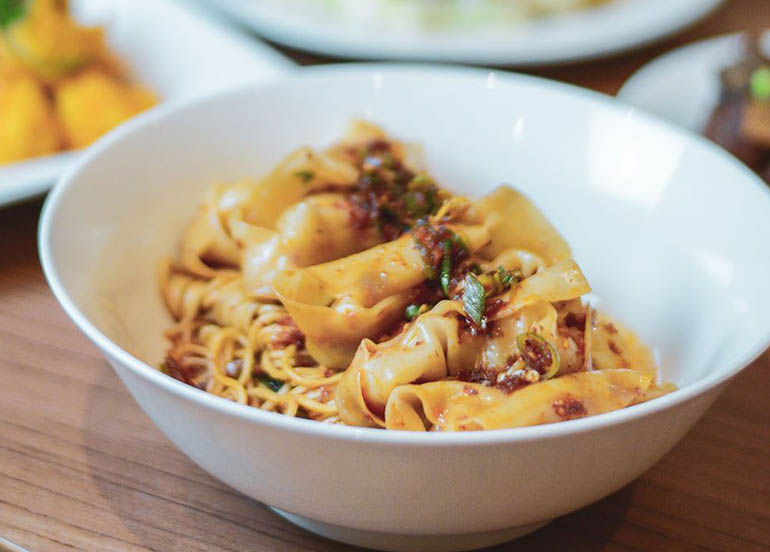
[487,487,634,551]
[81,361,359,552]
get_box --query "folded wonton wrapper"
[385,369,652,431]
[489,258,591,321]
[274,219,493,369]
[241,147,358,229]
[336,260,592,427]
[238,193,380,298]
[472,186,572,266]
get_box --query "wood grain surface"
[2,1,770,550]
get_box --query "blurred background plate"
[618,32,770,132]
[196,0,724,65]
[0,0,294,208]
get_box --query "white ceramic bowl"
[39,65,770,552]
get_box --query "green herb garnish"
[404,174,440,219]
[294,170,315,183]
[0,0,26,28]
[751,66,770,101]
[405,303,429,321]
[462,273,486,325]
[496,265,523,289]
[440,238,452,296]
[498,265,513,287]
[516,332,560,379]
[451,231,468,254]
[259,375,284,393]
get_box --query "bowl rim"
[39,62,770,446]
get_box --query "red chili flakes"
[163,355,202,388]
[603,323,618,335]
[552,395,587,420]
[608,340,622,355]
[564,312,587,331]
[484,298,506,319]
[462,385,479,396]
[269,317,305,349]
[457,363,498,386]
[521,337,553,376]
[412,221,447,273]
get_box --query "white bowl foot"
[267,506,549,551]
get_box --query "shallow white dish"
[618,31,770,132]
[197,0,723,65]
[40,65,770,551]
[0,0,293,208]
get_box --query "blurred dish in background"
[0,0,292,208]
[257,0,611,31]
[0,0,157,165]
[618,31,770,184]
[196,0,723,65]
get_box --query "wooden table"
[2,1,769,550]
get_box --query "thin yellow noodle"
[280,346,341,388]
[160,263,340,421]
[260,348,289,380]
[237,346,255,385]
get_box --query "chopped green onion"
[0,0,25,28]
[293,170,314,183]
[498,265,513,287]
[462,273,486,325]
[496,265,523,289]
[516,332,560,379]
[405,303,428,321]
[450,230,468,253]
[405,304,421,321]
[408,173,435,190]
[751,67,770,101]
[259,375,284,393]
[404,190,427,217]
[440,238,452,296]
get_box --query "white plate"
[197,0,723,65]
[618,31,770,132]
[0,0,293,207]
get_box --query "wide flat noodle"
[274,220,492,369]
[159,121,676,428]
[385,369,652,431]
[179,180,253,278]
[336,260,593,426]
[591,313,658,378]
[490,258,591,320]
[471,185,572,266]
[239,193,380,298]
[335,301,480,427]
[241,147,358,229]
[177,152,374,297]
[273,234,430,370]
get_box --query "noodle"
[162,267,338,420]
[158,121,674,431]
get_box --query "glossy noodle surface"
[159,122,675,429]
